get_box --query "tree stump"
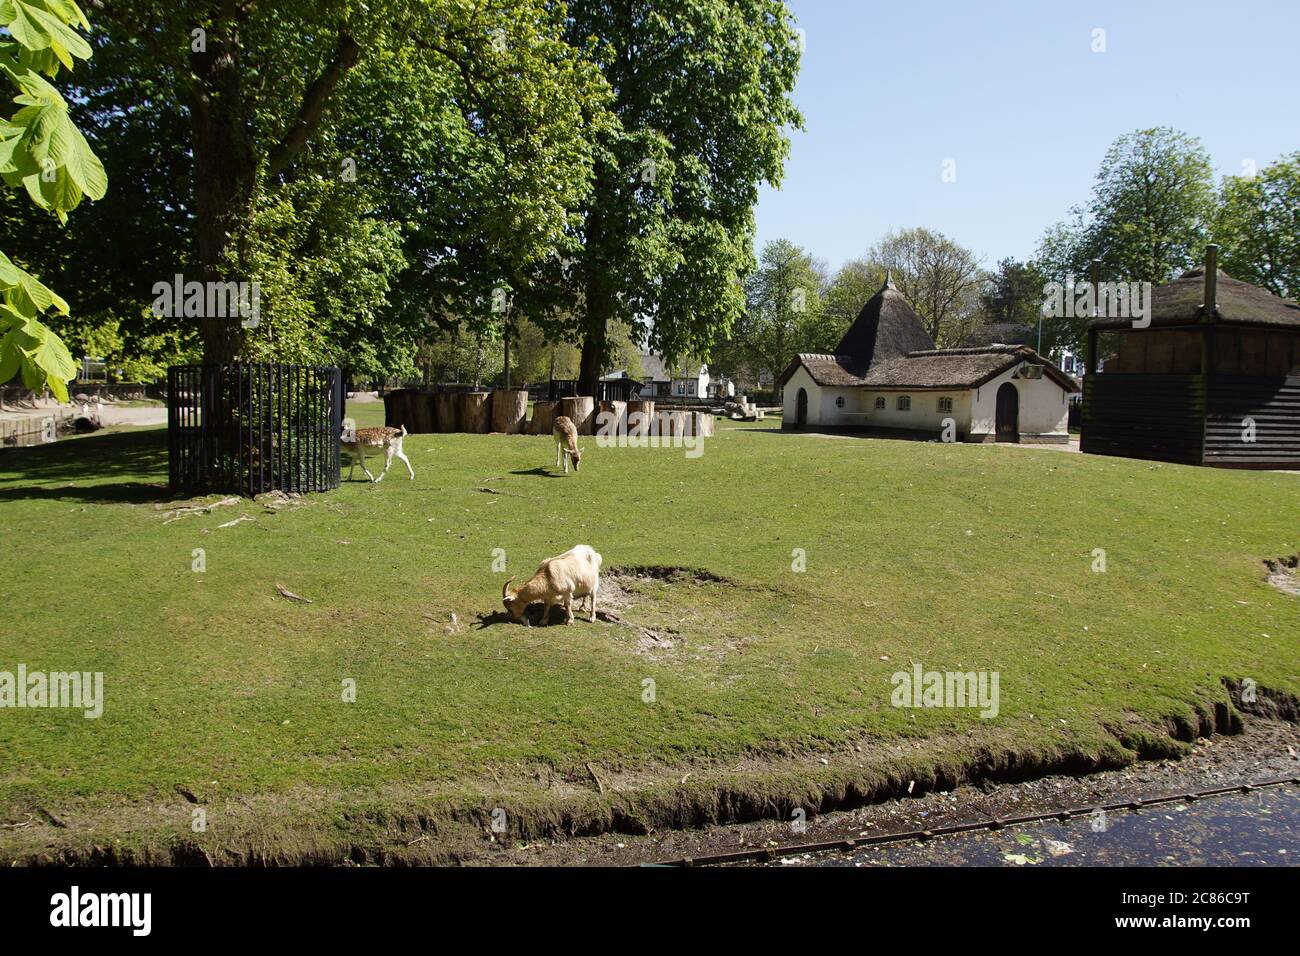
[559,396,595,435]
[434,393,458,433]
[401,392,435,433]
[458,391,490,433]
[528,400,558,435]
[491,389,528,434]
[626,400,654,437]
[597,400,627,439]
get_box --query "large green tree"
[82,1,607,366]
[546,0,802,395]
[1038,127,1215,287]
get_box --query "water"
[766,784,1299,867]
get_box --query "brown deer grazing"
[552,415,582,473]
[342,424,414,482]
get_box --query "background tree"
[972,257,1051,349]
[741,238,827,393]
[549,0,802,396]
[1037,127,1215,286]
[868,227,983,346]
[1214,153,1300,299]
[822,257,886,344]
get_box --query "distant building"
[623,353,711,400]
[777,275,1079,443]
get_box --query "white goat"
[341,424,414,482]
[501,545,602,626]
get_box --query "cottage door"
[796,388,808,428]
[995,383,1019,443]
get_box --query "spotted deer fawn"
[552,415,583,473]
[342,424,414,482]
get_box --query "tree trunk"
[627,400,654,437]
[434,393,458,433]
[577,232,611,397]
[491,389,527,434]
[458,391,490,433]
[189,28,259,365]
[559,396,595,435]
[529,400,558,435]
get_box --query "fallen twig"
[275,583,312,604]
[586,762,606,795]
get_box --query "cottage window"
[874,396,886,410]
[897,396,911,411]
[937,396,953,413]
[835,396,845,409]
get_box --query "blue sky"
[755,0,1299,273]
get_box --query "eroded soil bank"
[5,682,1297,866]
[496,717,1300,867]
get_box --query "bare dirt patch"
[600,566,741,660]
[1264,555,1300,597]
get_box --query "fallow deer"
[342,424,414,482]
[552,415,582,474]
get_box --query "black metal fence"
[546,378,639,402]
[168,363,342,496]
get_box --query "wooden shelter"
[1082,247,1300,468]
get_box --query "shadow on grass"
[476,605,575,629]
[0,428,175,504]
[510,467,565,479]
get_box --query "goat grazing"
[552,415,582,473]
[502,545,602,626]
[341,424,414,482]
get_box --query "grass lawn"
[1,407,1297,863]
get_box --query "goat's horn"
[502,577,515,599]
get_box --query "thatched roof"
[834,273,937,368]
[779,345,1079,393]
[868,345,1079,391]
[1089,268,1300,330]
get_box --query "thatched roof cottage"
[778,275,1078,442]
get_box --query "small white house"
[778,276,1079,443]
[632,353,710,400]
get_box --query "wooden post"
[491,388,528,434]
[627,400,654,437]
[458,391,491,433]
[559,396,595,435]
[528,400,558,435]
[434,392,458,433]
[1203,244,1219,317]
[597,400,627,438]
